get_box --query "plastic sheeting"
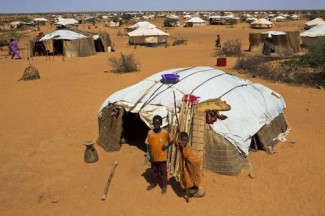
[98,66,286,155]
[40,30,89,41]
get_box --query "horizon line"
[0,9,324,15]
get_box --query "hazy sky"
[0,0,324,13]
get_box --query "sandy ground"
[0,18,324,216]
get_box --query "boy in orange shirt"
[145,115,174,194]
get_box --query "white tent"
[98,66,287,155]
[289,14,300,20]
[261,31,286,38]
[251,18,273,29]
[33,18,48,22]
[10,21,24,29]
[108,20,120,27]
[274,16,286,22]
[184,17,206,27]
[40,30,96,57]
[55,18,79,26]
[127,21,156,31]
[246,17,258,23]
[127,27,169,45]
[183,14,192,20]
[167,15,179,20]
[300,23,325,46]
[304,18,325,29]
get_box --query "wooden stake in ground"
[101,161,118,201]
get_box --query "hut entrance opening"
[121,112,149,152]
[94,38,105,52]
[53,40,64,55]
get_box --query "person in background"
[262,37,272,56]
[215,34,221,49]
[8,38,21,59]
[145,115,174,194]
[34,32,46,56]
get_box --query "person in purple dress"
[8,38,22,59]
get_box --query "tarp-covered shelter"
[304,18,325,30]
[97,66,289,176]
[249,31,300,55]
[128,27,169,45]
[250,18,273,29]
[274,16,286,22]
[184,17,206,27]
[209,16,226,25]
[93,31,114,52]
[40,30,96,57]
[55,18,79,28]
[300,23,325,47]
[289,15,300,20]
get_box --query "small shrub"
[235,55,273,74]
[302,38,325,69]
[235,55,325,87]
[109,53,139,73]
[163,18,179,27]
[226,19,237,28]
[172,37,188,46]
[280,58,306,68]
[117,30,124,37]
[218,39,242,56]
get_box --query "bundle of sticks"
[167,93,197,202]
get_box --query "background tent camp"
[300,23,325,47]
[36,29,113,57]
[97,66,289,176]
[249,31,300,56]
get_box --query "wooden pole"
[173,91,189,203]
[101,161,118,201]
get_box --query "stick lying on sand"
[101,161,118,201]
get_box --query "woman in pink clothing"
[9,38,22,59]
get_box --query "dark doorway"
[53,40,64,55]
[94,38,105,52]
[122,112,149,152]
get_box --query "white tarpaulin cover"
[300,23,325,37]
[99,66,286,155]
[128,27,169,37]
[127,21,157,30]
[185,17,206,23]
[40,30,89,41]
[304,18,325,28]
[262,31,286,38]
[251,18,273,25]
[55,18,79,26]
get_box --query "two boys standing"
[145,115,202,196]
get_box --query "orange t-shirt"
[145,129,173,162]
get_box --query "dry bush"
[235,55,272,73]
[172,37,188,46]
[218,39,242,56]
[109,53,139,73]
[19,66,40,81]
[117,30,125,37]
[235,55,325,88]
